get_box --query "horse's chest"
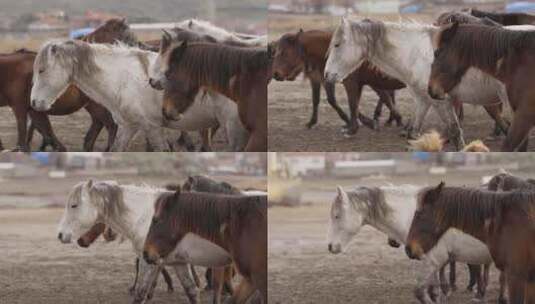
[167,233,232,267]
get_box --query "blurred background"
[268,152,535,303]
[0,152,266,303]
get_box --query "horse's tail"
[407,129,444,152]
[462,140,490,152]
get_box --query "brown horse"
[406,182,535,304]
[149,38,268,152]
[76,222,177,296]
[468,8,535,26]
[434,12,511,138]
[428,22,535,151]
[0,19,144,151]
[143,190,267,304]
[271,29,406,135]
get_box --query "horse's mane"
[439,24,535,72]
[435,11,501,27]
[345,187,392,223]
[419,186,535,233]
[158,191,266,247]
[171,42,268,92]
[37,40,101,78]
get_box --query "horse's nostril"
[328,244,332,252]
[143,251,150,263]
[58,233,62,240]
[405,246,413,259]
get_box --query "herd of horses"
[57,175,267,304]
[1,18,268,152]
[328,171,535,304]
[270,8,535,151]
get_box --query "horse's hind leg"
[506,272,525,304]
[467,264,481,292]
[483,103,510,138]
[342,80,371,135]
[439,263,450,296]
[161,267,174,293]
[448,261,457,292]
[306,80,321,129]
[502,107,534,151]
[373,88,402,127]
[498,271,508,304]
[211,267,225,304]
[190,265,201,288]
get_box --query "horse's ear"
[440,21,459,44]
[336,186,350,206]
[86,179,93,189]
[426,181,445,205]
[120,17,127,24]
[188,20,193,28]
[51,45,57,54]
[173,187,181,199]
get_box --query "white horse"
[327,185,503,304]
[176,19,267,47]
[57,180,232,304]
[30,40,247,151]
[324,18,513,149]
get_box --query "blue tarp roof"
[31,152,50,165]
[69,28,94,39]
[506,1,535,13]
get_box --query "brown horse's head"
[81,18,135,45]
[143,190,182,264]
[434,11,501,27]
[428,22,468,100]
[405,181,446,260]
[77,222,106,247]
[272,29,305,81]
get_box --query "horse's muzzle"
[31,99,51,112]
[149,78,164,91]
[427,85,446,100]
[58,232,71,244]
[143,250,157,265]
[405,244,421,260]
[328,243,341,254]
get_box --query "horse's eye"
[71,204,78,209]
[152,218,159,224]
[433,49,440,58]
[39,69,45,74]
[334,43,340,48]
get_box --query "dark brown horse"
[271,29,406,135]
[76,222,176,296]
[406,182,535,304]
[0,19,144,151]
[434,12,510,138]
[468,8,535,26]
[143,190,267,304]
[150,38,268,152]
[428,22,535,151]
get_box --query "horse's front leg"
[110,125,137,152]
[131,258,161,304]
[434,100,465,150]
[173,263,200,304]
[414,261,441,304]
[145,128,170,152]
[403,91,431,139]
[498,270,508,304]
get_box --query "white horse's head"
[31,40,98,111]
[57,180,122,245]
[325,17,383,83]
[327,186,365,254]
[148,30,175,91]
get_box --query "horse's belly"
[171,233,231,267]
[447,230,492,264]
[453,69,502,105]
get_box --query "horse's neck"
[105,186,162,252]
[73,49,157,111]
[363,188,417,243]
[368,25,434,89]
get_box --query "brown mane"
[419,186,535,234]
[438,24,535,74]
[169,42,268,96]
[155,191,266,249]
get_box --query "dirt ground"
[268,13,535,152]
[0,174,266,304]
[268,171,523,304]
